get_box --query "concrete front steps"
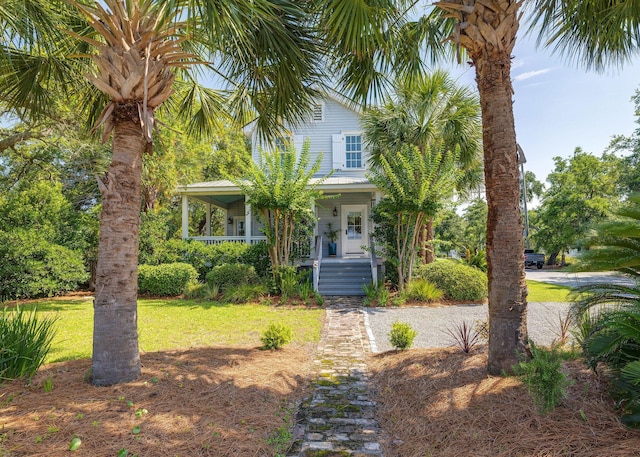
[318,261,372,296]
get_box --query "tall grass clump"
[405,279,443,302]
[0,306,58,380]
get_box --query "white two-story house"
[176,94,383,295]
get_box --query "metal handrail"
[313,234,323,292]
[369,234,378,286]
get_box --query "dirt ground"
[369,346,640,457]
[4,305,640,457]
[0,344,316,457]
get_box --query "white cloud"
[514,68,551,82]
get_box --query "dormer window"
[311,103,324,122]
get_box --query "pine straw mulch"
[369,346,640,457]
[0,343,316,457]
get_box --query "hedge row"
[141,240,270,280]
[138,263,199,296]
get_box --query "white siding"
[250,97,368,178]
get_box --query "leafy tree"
[232,140,328,273]
[462,198,488,258]
[522,170,544,204]
[368,144,459,291]
[363,70,483,263]
[433,206,465,257]
[532,148,621,265]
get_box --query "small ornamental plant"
[389,321,417,350]
[261,323,293,350]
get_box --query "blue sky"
[443,33,640,184]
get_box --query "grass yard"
[526,279,572,302]
[14,297,324,363]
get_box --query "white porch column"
[374,191,382,205]
[205,203,212,236]
[245,200,252,244]
[181,195,189,239]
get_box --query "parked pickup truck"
[524,249,545,269]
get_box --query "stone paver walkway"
[288,297,384,457]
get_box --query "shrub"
[138,263,198,296]
[222,283,268,304]
[239,241,271,277]
[206,263,258,291]
[513,342,573,414]
[261,323,293,350]
[405,279,444,302]
[154,240,251,280]
[389,321,417,350]
[0,230,88,300]
[415,259,487,301]
[0,306,58,380]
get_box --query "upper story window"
[345,134,362,168]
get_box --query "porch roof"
[177,176,378,197]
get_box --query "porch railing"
[188,235,314,259]
[189,236,267,245]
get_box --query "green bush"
[389,321,417,350]
[261,323,293,350]
[138,263,198,296]
[206,263,258,291]
[0,230,89,300]
[513,342,573,414]
[415,259,487,301]
[152,240,251,280]
[0,306,58,380]
[405,279,444,302]
[239,241,271,277]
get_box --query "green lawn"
[526,280,573,302]
[18,298,324,363]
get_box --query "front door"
[341,205,368,256]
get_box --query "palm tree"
[570,195,640,426]
[362,69,483,263]
[427,1,529,374]
[1,0,322,386]
[530,0,640,72]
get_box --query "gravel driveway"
[364,302,572,352]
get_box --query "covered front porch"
[176,178,384,294]
[177,177,382,258]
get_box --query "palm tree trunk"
[92,105,144,386]
[476,55,529,375]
